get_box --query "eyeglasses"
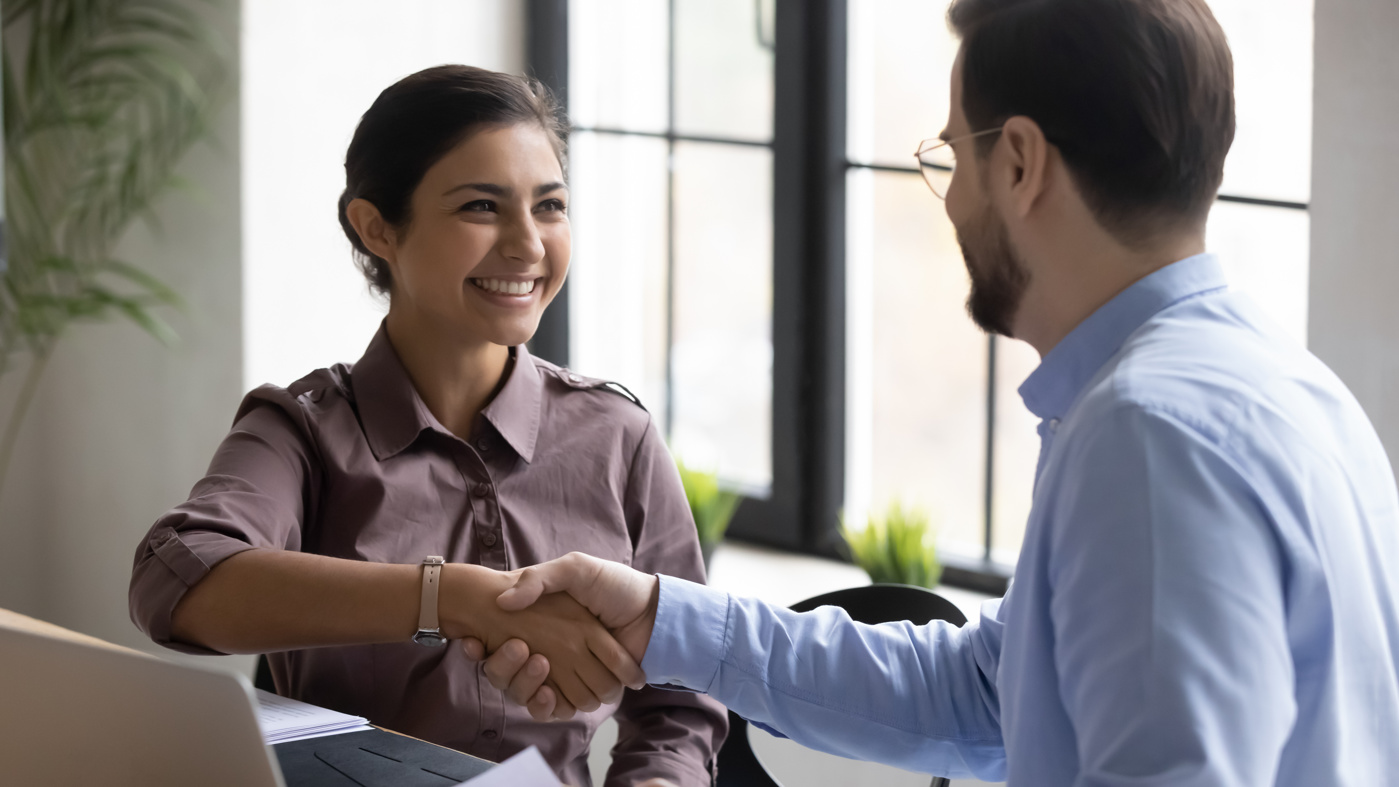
[914,127,1004,200]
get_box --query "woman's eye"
[460,200,495,213]
[536,198,567,214]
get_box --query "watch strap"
[416,556,445,644]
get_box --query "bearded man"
[467,0,1399,784]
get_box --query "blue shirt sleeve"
[641,575,1009,781]
[1045,403,1295,785]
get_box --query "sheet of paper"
[455,746,561,787]
[255,688,371,743]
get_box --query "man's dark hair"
[337,65,568,295]
[948,0,1235,246]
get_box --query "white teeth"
[473,278,536,295]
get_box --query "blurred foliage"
[676,456,742,548]
[840,501,942,589]
[0,0,230,494]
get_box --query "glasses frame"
[914,127,1005,199]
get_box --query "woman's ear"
[346,198,398,266]
[996,115,1051,219]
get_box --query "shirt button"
[473,483,492,498]
[476,438,490,452]
[1049,418,1061,432]
[480,729,498,740]
[568,374,582,383]
[481,532,498,547]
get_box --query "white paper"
[455,746,562,786]
[254,688,372,744]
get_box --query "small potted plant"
[675,457,742,570]
[840,502,942,588]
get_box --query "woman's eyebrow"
[442,181,567,198]
[444,182,506,197]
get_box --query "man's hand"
[440,563,645,718]
[460,553,661,721]
[498,552,660,662]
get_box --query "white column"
[1308,0,1399,462]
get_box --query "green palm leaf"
[0,0,229,493]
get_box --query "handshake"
[449,553,661,722]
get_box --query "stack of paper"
[254,688,372,744]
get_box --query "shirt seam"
[706,592,735,695]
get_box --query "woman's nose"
[498,213,546,263]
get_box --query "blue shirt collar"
[1018,253,1228,420]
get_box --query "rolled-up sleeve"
[606,416,728,787]
[128,387,318,654]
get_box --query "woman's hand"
[462,635,564,720]
[440,564,644,718]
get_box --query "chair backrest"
[789,584,968,627]
[716,584,968,787]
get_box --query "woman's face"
[385,123,570,348]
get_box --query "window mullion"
[525,0,571,368]
[726,0,848,554]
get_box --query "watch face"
[413,630,447,647]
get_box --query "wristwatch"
[413,556,447,647]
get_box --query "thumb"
[497,553,596,612]
[496,567,548,611]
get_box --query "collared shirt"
[642,254,1399,785]
[129,325,726,787]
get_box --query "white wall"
[241,0,525,389]
[1309,0,1399,459]
[0,1,528,662]
[0,1,244,666]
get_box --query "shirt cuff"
[641,575,730,692]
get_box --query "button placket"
[468,474,504,566]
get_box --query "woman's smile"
[468,276,545,305]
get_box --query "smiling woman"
[128,65,726,787]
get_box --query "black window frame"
[526,0,1309,598]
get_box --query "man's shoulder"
[1070,294,1356,460]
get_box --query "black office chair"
[715,584,968,787]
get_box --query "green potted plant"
[675,457,742,570]
[840,501,942,589]
[0,0,230,498]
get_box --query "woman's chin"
[480,318,543,350]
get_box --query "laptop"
[0,624,285,787]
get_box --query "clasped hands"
[455,553,660,722]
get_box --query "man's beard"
[956,203,1030,338]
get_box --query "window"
[567,0,777,493]
[533,0,1313,593]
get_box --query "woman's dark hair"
[337,65,568,294]
[947,0,1235,247]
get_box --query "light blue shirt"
[642,254,1399,785]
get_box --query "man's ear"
[345,198,398,266]
[994,115,1050,219]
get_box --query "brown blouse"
[129,324,727,786]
